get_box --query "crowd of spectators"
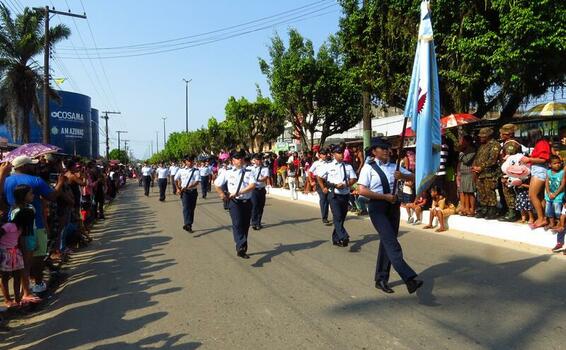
[244,125,566,254]
[0,153,129,319]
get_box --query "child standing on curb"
[544,155,565,229]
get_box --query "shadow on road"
[250,240,327,267]
[327,253,563,349]
[2,187,200,349]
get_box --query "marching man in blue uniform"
[357,139,423,294]
[317,145,357,247]
[174,156,200,233]
[250,153,270,230]
[310,149,332,225]
[214,150,257,259]
[199,160,212,199]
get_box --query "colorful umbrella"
[523,101,566,117]
[1,143,61,162]
[401,127,416,137]
[218,152,230,161]
[441,113,480,128]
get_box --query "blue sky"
[17,0,341,158]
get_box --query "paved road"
[2,184,565,349]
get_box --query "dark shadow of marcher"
[349,234,379,253]
[251,240,326,267]
[0,186,194,349]
[327,254,561,349]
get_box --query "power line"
[55,4,338,60]
[62,0,117,112]
[48,0,104,100]
[79,0,120,112]
[58,0,333,52]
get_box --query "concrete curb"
[266,187,559,250]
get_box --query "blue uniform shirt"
[214,167,255,200]
[251,165,270,189]
[318,160,357,195]
[357,160,412,194]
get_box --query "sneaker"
[413,220,421,225]
[551,243,564,253]
[31,282,47,293]
[407,217,414,224]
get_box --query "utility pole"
[116,131,128,152]
[361,0,372,151]
[182,78,192,133]
[101,111,121,159]
[34,6,86,144]
[156,131,159,153]
[162,116,167,148]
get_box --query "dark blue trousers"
[329,193,350,242]
[316,187,330,220]
[171,176,177,194]
[368,200,417,283]
[143,176,151,196]
[158,178,167,201]
[200,176,209,198]
[228,199,252,252]
[181,190,198,226]
[251,188,266,227]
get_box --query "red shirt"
[531,140,551,162]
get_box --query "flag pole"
[392,116,409,194]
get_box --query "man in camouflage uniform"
[498,124,523,222]
[472,127,501,219]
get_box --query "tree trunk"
[497,94,524,125]
[22,107,31,144]
[362,91,372,150]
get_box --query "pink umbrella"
[218,152,230,161]
[1,143,61,162]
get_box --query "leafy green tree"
[0,5,70,142]
[259,29,362,148]
[337,0,566,122]
[108,149,129,164]
[224,96,252,151]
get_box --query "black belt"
[254,187,266,191]
[233,198,250,203]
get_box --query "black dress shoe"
[237,251,250,259]
[187,226,193,233]
[182,225,188,231]
[406,279,424,294]
[252,226,259,231]
[375,280,394,294]
[322,219,330,224]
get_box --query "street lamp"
[162,116,167,149]
[182,78,192,133]
[156,130,159,153]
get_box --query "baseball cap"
[11,156,39,169]
[231,150,246,159]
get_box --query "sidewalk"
[266,187,558,250]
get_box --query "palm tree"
[0,5,70,143]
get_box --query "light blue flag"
[403,0,441,196]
